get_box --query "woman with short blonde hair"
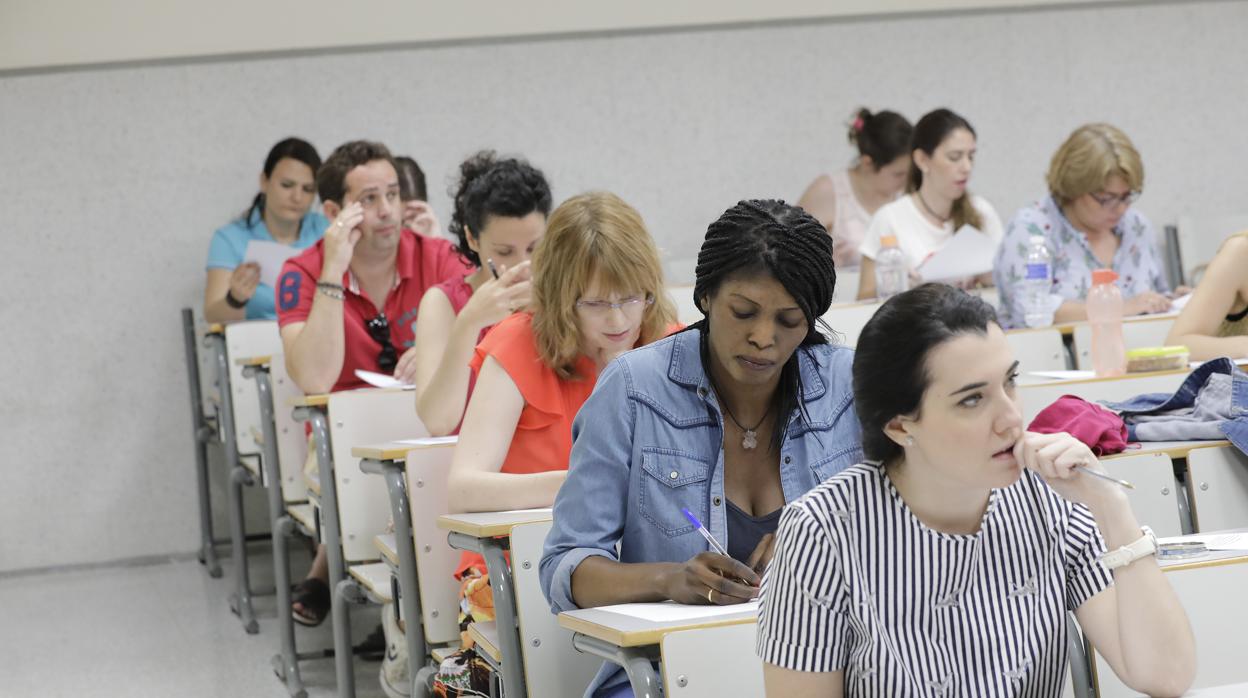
[993,123,1176,329]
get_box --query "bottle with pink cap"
[1087,268,1126,377]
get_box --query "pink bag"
[1027,394,1130,456]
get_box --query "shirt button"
[713,496,722,506]
[697,387,708,398]
[784,456,792,464]
[669,471,679,479]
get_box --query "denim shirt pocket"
[810,445,863,483]
[639,447,712,538]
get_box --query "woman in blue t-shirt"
[203,137,328,322]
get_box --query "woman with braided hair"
[540,199,864,697]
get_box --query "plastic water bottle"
[1021,234,1053,327]
[875,235,908,300]
[1087,269,1126,377]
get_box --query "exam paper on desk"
[355,369,415,390]
[593,599,760,623]
[243,239,302,288]
[917,225,996,282]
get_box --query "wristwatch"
[1100,526,1157,570]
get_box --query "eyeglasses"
[1088,190,1140,209]
[366,312,398,373]
[575,294,654,316]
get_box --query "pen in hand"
[682,507,758,587]
[486,258,500,279]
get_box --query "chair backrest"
[1017,370,1187,425]
[820,300,883,347]
[326,389,427,562]
[1091,555,1248,696]
[510,520,604,697]
[659,622,764,696]
[1005,328,1069,372]
[269,356,309,503]
[1187,446,1248,533]
[224,321,282,457]
[403,441,462,646]
[831,269,860,305]
[1071,316,1177,371]
[1100,453,1184,537]
[1175,212,1248,285]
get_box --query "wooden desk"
[234,354,273,367]
[559,602,760,696]
[1103,440,1231,461]
[206,322,225,335]
[289,393,329,408]
[439,508,554,698]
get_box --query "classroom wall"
[2,0,1246,573]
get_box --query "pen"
[1076,464,1134,490]
[682,507,731,557]
[486,258,499,279]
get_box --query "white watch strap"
[1101,526,1157,570]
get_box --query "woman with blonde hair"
[993,123,1176,328]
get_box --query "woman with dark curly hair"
[412,151,552,435]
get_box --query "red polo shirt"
[276,229,472,392]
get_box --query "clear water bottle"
[1087,269,1126,377]
[1021,234,1053,327]
[875,234,908,300]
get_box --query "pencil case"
[1126,346,1190,373]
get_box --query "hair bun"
[847,108,872,145]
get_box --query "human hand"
[462,260,533,327]
[392,346,420,385]
[1124,291,1172,316]
[662,552,761,605]
[745,533,777,575]
[1013,431,1123,509]
[321,202,365,279]
[228,262,261,302]
[403,200,441,237]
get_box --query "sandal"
[291,577,331,627]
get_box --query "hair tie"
[852,116,865,132]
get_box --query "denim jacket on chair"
[539,328,863,696]
[1103,358,1248,455]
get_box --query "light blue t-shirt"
[206,210,329,320]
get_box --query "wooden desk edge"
[437,513,553,538]
[234,355,274,367]
[558,610,758,648]
[353,440,459,461]
[205,323,225,335]
[289,394,330,407]
[1103,440,1231,461]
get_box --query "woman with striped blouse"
[757,284,1195,697]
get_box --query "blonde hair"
[1046,123,1144,206]
[530,191,676,379]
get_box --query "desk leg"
[380,466,428,688]
[572,633,662,698]
[190,320,222,579]
[212,333,258,634]
[304,409,355,698]
[251,368,307,698]
[479,538,527,698]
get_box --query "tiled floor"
[0,543,388,697]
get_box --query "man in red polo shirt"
[278,140,470,393]
[276,141,470,651]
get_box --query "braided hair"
[691,199,838,450]
[447,150,552,267]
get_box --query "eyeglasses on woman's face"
[574,294,654,317]
[1087,189,1140,210]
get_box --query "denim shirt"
[1103,358,1248,456]
[539,328,863,696]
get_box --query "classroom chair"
[1187,446,1248,532]
[1174,212,1248,286]
[1005,328,1069,372]
[182,309,223,578]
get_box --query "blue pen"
[682,507,731,557]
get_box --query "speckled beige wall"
[1,0,1245,571]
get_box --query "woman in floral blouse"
[992,124,1180,329]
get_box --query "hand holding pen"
[658,508,760,605]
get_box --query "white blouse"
[757,463,1113,697]
[859,194,1004,274]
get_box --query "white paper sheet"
[1028,370,1096,381]
[1169,293,1192,312]
[394,436,459,446]
[354,369,415,390]
[595,599,760,623]
[1191,532,1248,551]
[917,225,996,282]
[242,239,302,288]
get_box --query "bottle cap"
[880,234,898,248]
[1091,269,1118,285]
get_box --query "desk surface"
[559,602,759,648]
[1104,440,1231,461]
[206,323,225,335]
[437,509,553,538]
[352,437,458,461]
[289,394,330,408]
[1158,529,1248,572]
[234,354,273,367]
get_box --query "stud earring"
[905,436,916,446]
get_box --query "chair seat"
[349,562,393,603]
[287,503,316,535]
[374,534,399,566]
[430,646,454,664]
[468,621,501,663]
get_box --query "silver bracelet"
[316,282,345,301]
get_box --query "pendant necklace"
[719,397,769,450]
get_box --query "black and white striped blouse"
[757,462,1113,697]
